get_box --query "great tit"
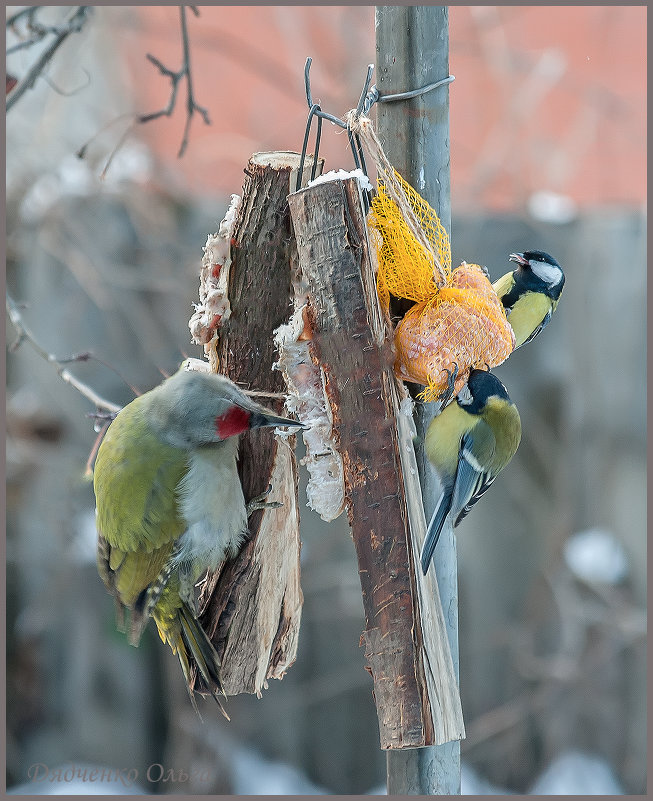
[421,369,522,574]
[493,250,565,348]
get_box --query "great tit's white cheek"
[530,259,563,287]
[457,385,473,406]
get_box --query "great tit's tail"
[154,602,229,720]
[420,487,453,575]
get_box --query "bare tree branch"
[41,67,91,98]
[6,293,121,414]
[69,5,208,175]
[6,6,39,32]
[98,118,139,180]
[138,5,210,157]
[75,112,137,160]
[6,6,92,113]
[57,351,142,397]
[7,36,46,56]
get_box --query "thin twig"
[462,684,554,751]
[6,6,39,30]
[99,118,139,180]
[84,420,113,477]
[138,5,210,157]
[41,67,91,98]
[76,112,137,160]
[6,6,91,113]
[58,351,142,397]
[6,6,78,55]
[7,36,47,56]
[77,6,208,175]
[6,293,121,414]
[241,390,288,401]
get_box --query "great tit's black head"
[509,250,565,293]
[459,369,511,414]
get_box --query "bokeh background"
[6,5,646,795]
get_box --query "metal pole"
[375,6,461,795]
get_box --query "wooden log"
[195,151,323,696]
[287,175,464,748]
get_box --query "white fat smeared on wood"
[174,436,248,567]
[273,305,345,522]
[188,194,241,357]
[530,256,563,287]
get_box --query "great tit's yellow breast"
[425,402,479,476]
[507,291,553,348]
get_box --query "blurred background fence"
[6,5,646,795]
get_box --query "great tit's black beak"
[250,411,305,429]
[509,252,528,267]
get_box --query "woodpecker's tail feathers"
[114,597,127,634]
[177,602,229,720]
[124,560,177,647]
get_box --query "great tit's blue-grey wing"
[421,483,455,574]
[451,421,497,527]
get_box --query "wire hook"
[297,58,375,207]
[296,59,454,204]
[296,102,323,192]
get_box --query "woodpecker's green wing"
[94,399,188,608]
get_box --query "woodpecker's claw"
[246,484,283,516]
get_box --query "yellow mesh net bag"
[368,173,514,401]
[372,174,451,313]
[350,115,514,403]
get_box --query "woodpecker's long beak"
[509,252,528,267]
[250,411,305,429]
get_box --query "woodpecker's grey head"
[145,367,301,448]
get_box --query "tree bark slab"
[196,151,321,696]
[288,175,464,748]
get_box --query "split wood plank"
[288,175,464,748]
[196,151,322,696]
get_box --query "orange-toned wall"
[119,6,646,211]
[450,6,646,210]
